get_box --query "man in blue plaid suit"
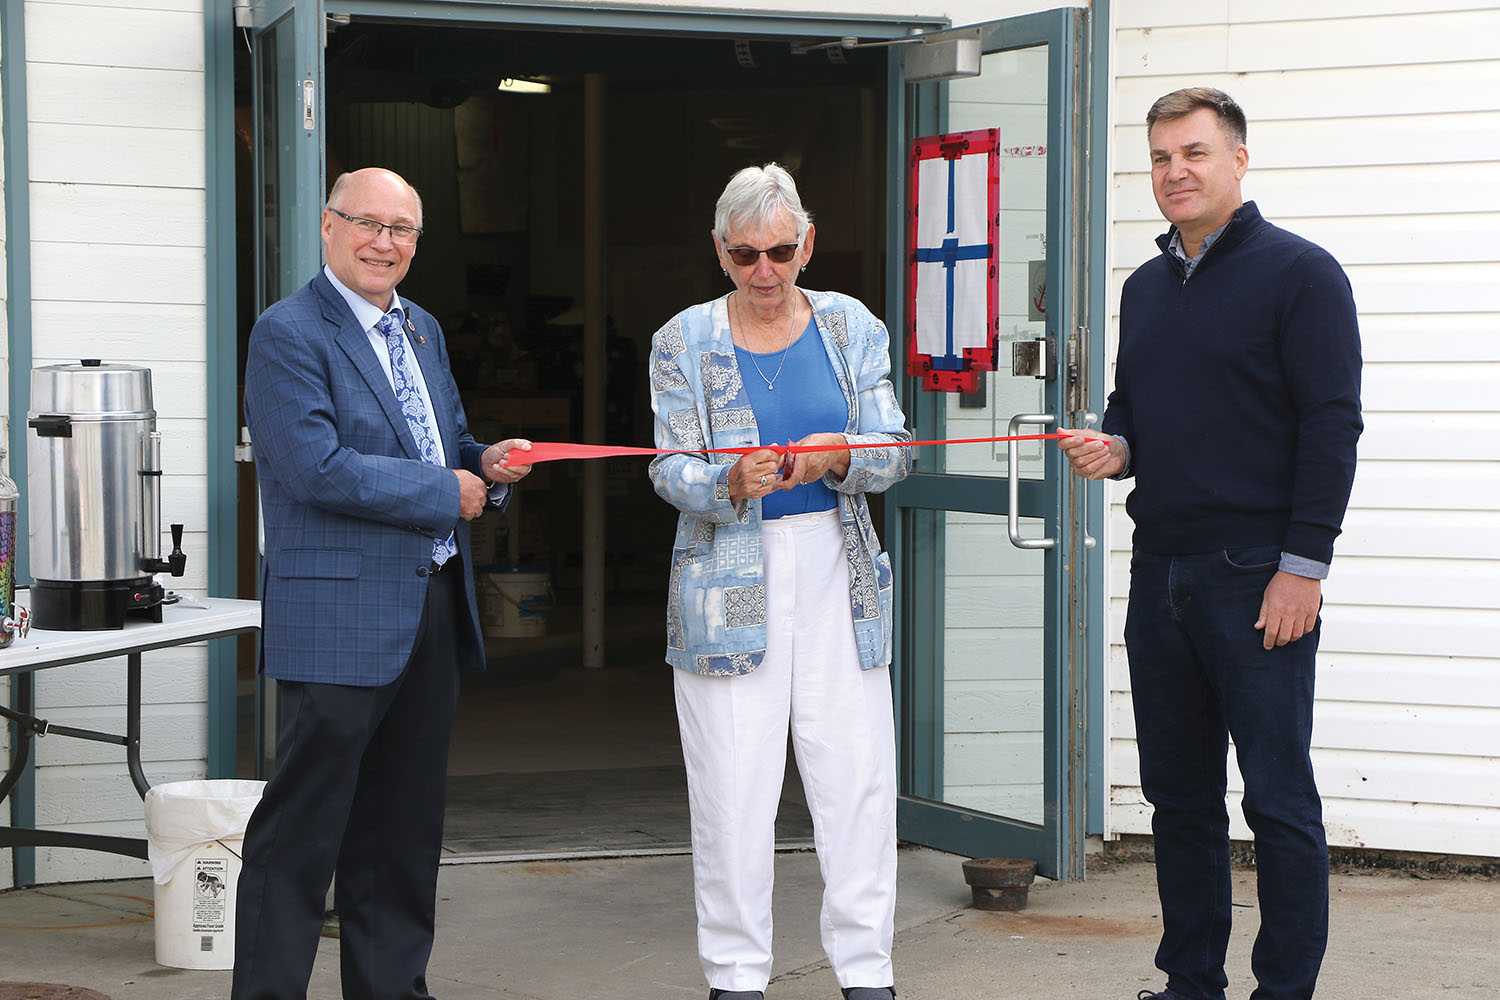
[232,167,533,999]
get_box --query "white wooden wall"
[1,10,12,891]
[1106,1,1500,857]
[10,0,210,883]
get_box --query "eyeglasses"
[328,208,423,246]
[724,242,799,267]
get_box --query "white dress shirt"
[324,265,448,467]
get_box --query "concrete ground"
[0,848,1495,999]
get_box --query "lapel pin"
[405,317,417,334]
[417,335,427,344]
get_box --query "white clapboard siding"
[24,2,202,72]
[1114,1,1500,29]
[1116,10,1500,75]
[1,28,10,886]
[1115,60,1500,125]
[1115,162,1500,222]
[18,0,210,884]
[1105,3,1500,857]
[30,183,206,247]
[1117,113,1500,171]
[32,301,208,360]
[27,62,203,129]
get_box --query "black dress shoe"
[709,991,764,1000]
[843,989,896,999]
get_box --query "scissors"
[777,443,796,482]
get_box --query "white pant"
[674,509,898,993]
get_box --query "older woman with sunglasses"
[647,163,912,1000]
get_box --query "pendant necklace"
[738,292,798,392]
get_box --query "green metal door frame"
[3,0,36,889]
[206,0,239,782]
[883,6,1093,880]
[1085,0,1111,839]
[230,0,948,777]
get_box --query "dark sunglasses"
[725,242,799,267]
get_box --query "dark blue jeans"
[1125,545,1329,1000]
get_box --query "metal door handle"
[1008,413,1056,549]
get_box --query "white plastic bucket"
[477,568,552,638]
[144,779,265,970]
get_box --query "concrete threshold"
[440,839,816,866]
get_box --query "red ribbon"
[502,433,1069,467]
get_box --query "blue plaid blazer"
[245,273,492,686]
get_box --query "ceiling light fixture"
[498,78,551,95]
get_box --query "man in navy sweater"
[1060,89,1362,1000]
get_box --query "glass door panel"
[938,512,1045,825]
[938,47,1050,482]
[891,7,1086,878]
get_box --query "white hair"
[712,163,812,243]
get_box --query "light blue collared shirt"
[323,265,446,467]
[1166,219,1230,281]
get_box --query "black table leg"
[126,652,151,798]
[0,670,34,806]
[0,657,153,865]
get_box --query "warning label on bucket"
[192,857,229,933]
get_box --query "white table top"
[0,590,261,675]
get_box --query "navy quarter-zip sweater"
[1102,201,1363,565]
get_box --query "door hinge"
[1067,325,1090,414]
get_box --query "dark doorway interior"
[236,19,889,856]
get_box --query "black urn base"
[30,578,165,631]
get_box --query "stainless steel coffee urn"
[27,360,186,630]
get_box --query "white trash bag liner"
[145,779,265,885]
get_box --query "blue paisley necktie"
[377,308,456,567]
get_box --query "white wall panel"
[28,122,204,186]
[1107,1,1500,857]
[28,0,201,10]
[1115,162,1500,222]
[1115,60,1500,124]
[1,20,10,888]
[26,62,202,128]
[1228,0,1500,23]
[20,0,211,885]
[1117,112,1500,172]
[30,242,204,304]
[30,182,205,246]
[32,300,207,359]
[24,1,202,72]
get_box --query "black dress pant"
[1126,545,1329,1000]
[232,565,465,1000]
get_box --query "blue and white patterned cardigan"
[647,289,913,676]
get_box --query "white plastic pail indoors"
[477,565,553,638]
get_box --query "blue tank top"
[734,316,847,520]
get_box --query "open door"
[887,7,1092,880]
[247,0,326,775]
